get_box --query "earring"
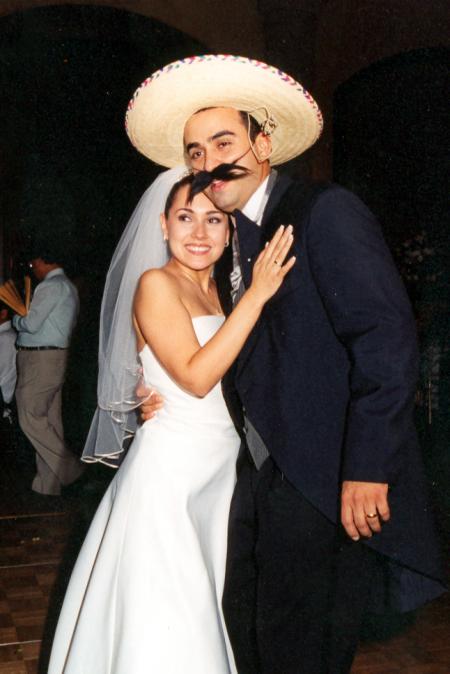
[224,240,230,248]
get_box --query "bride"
[47,169,294,674]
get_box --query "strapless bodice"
[140,315,236,437]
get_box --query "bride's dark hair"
[164,173,195,217]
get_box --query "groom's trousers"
[223,453,379,674]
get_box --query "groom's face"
[183,107,271,213]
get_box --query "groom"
[127,56,445,673]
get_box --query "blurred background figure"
[0,301,17,423]
[13,249,84,496]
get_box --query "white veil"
[83,165,187,466]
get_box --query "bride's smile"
[160,184,230,274]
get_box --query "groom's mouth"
[185,244,211,256]
[210,180,226,192]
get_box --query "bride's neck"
[166,258,214,294]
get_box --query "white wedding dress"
[48,316,240,674]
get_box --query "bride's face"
[161,184,229,271]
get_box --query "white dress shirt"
[0,320,17,404]
[230,170,277,302]
[13,268,79,348]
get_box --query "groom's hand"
[137,385,164,421]
[341,480,390,541]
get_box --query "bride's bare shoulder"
[137,268,176,291]
[134,269,182,315]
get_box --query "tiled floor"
[352,597,450,673]
[0,422,107,674]
[0,540,63,673]
[0,424,448,673]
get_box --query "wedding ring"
[274,259,280,265]
[366,513,378,519]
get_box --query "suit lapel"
[232,174,294,375]
[215,242,233,316]
[234,173,295,286]
[232,212,265,375]
[221,173,328,380]
[261,173,294,233]
[217,173,312,376]
[234,211,263,289]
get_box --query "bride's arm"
[134,226,295,397]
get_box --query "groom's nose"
[202,149,220,172]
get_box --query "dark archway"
[333,47,449,248]
[0,4,205,444]
[0,0,264,56]
[333,47,449,304]
[0,4,205,275]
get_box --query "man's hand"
[341,480,390,541]
[136,383,164,421]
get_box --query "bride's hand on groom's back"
[138,386,164,421]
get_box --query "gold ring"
[366,513,378,519]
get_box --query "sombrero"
[125,54,323,167]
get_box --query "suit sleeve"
[307,186,419,484]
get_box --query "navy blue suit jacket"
[216,174,445,611]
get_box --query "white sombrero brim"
[125,55,323,167]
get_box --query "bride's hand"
[137,384,164,421]
[248,225,295,305]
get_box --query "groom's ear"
[160,213,168,242]
[255,133,272,162]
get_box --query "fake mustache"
[188,163,251,202]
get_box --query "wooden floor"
[0,424,448,673]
